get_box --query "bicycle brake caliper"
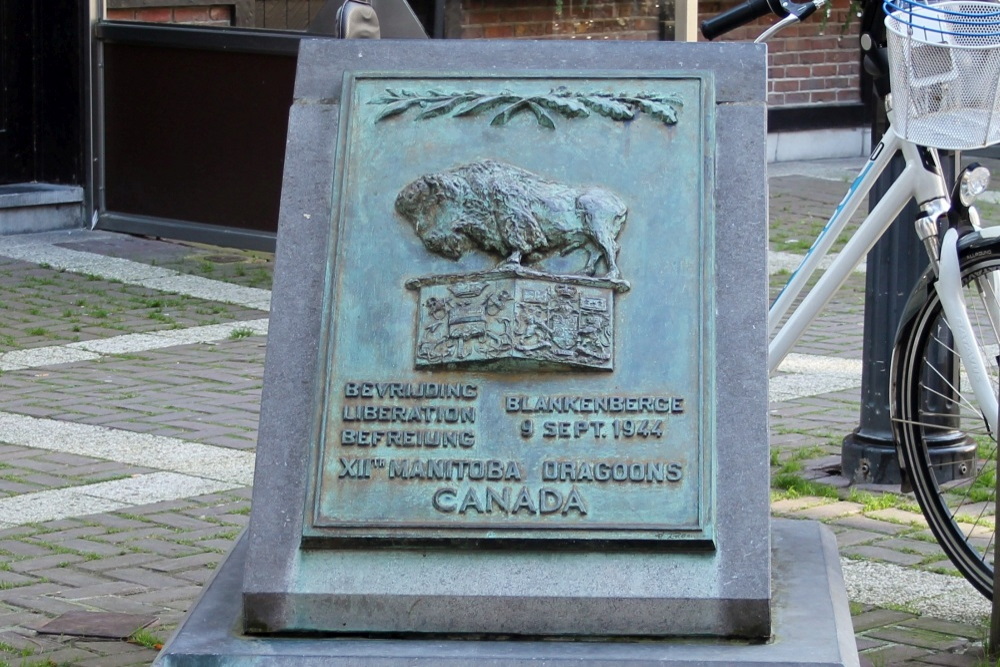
[915,197,950,277]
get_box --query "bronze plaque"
[304,72,715,545]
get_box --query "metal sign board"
[304,72,715,546]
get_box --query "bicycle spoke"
[893,255,1000,600]
[919,368,982,416]
[974,278,1000,346]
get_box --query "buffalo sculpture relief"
[395,160,627,281]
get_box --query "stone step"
[0,182,84,235]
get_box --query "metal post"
[840,107,969,484]
[840,147,927,484]
[674,0,698,42]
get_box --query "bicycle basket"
[884,0,1000,149]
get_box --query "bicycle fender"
[892,227,1000,349]
[889,227,1000,489]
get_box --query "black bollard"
[840,110,968,485]
[840,149,926,484]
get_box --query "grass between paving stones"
[0,495,250,664]
[768,216,832,254]
[768,445,965,570]
[1,659,73,667]
[768,268,867,335]
[845,488,921,514]
[0,265,262,351]
[0,451,140,496]
[148,246,274,290]
[128,628,165,650]
[24,539,105,561]
[0,641,72,667]
[768,202,863,255]
[770,462,925,519]
[770,445,840,500]
[229,326,255,340]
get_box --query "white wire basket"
[885,0,1000,149]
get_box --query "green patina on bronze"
[369,87,684,128]
[303,72,715,546]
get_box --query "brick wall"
[699,0,862,107]
[107,4,235,25]
[458,0,664,41]
[457,0,862,109]
[106,0,863,110]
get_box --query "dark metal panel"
[264,0,288,28]
[768,102,866,133]
[96,21,301,54]
[0,1,34,184]
[287,0,310,29]
[309,0,326,23]
[0,0,85,186]
[98,212,276,251]
[36,0,87,186]
[101,39,297,234]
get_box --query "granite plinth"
[155,519,859,666]
[242,38,773,639]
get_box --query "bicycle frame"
[767,123,1000,435]
[768,128,948,371]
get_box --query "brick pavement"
[0,340,265,449]
[0,161,995,665]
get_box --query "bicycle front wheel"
[893,243,999,600]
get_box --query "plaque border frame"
[302,70,717,547]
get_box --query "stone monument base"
[154,519,859,666]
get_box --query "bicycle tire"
[892,240,998,600]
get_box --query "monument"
[156,39,858,665]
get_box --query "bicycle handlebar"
[701,0,785,40]
[700,0,821,41]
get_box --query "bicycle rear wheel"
[892,244,999,600]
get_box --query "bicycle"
[703,0,1000,598]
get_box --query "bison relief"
[395,160,627,282]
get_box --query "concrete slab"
[78,472,240,505]
[0,346,101,371]
[768,250,867,275]
[0,488,129,525]
[841,560,990,624]
[137,275,271,311]
[0,413,256,486]
[0,474,239,525]
[0,184,85,235]
[156,519,858,666]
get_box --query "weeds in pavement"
[771,472,841,500]
[128,628,165,650]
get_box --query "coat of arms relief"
[395,159,629,370]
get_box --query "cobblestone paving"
[0,490,250,667]
[0,162,995,665]
[0,339,265,450]
[54,237,275,291]
[768,172,865,255]
[0,261,266,352]
[0,444,154,500]
[772,270,868,360]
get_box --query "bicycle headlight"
[959,165,991,207]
